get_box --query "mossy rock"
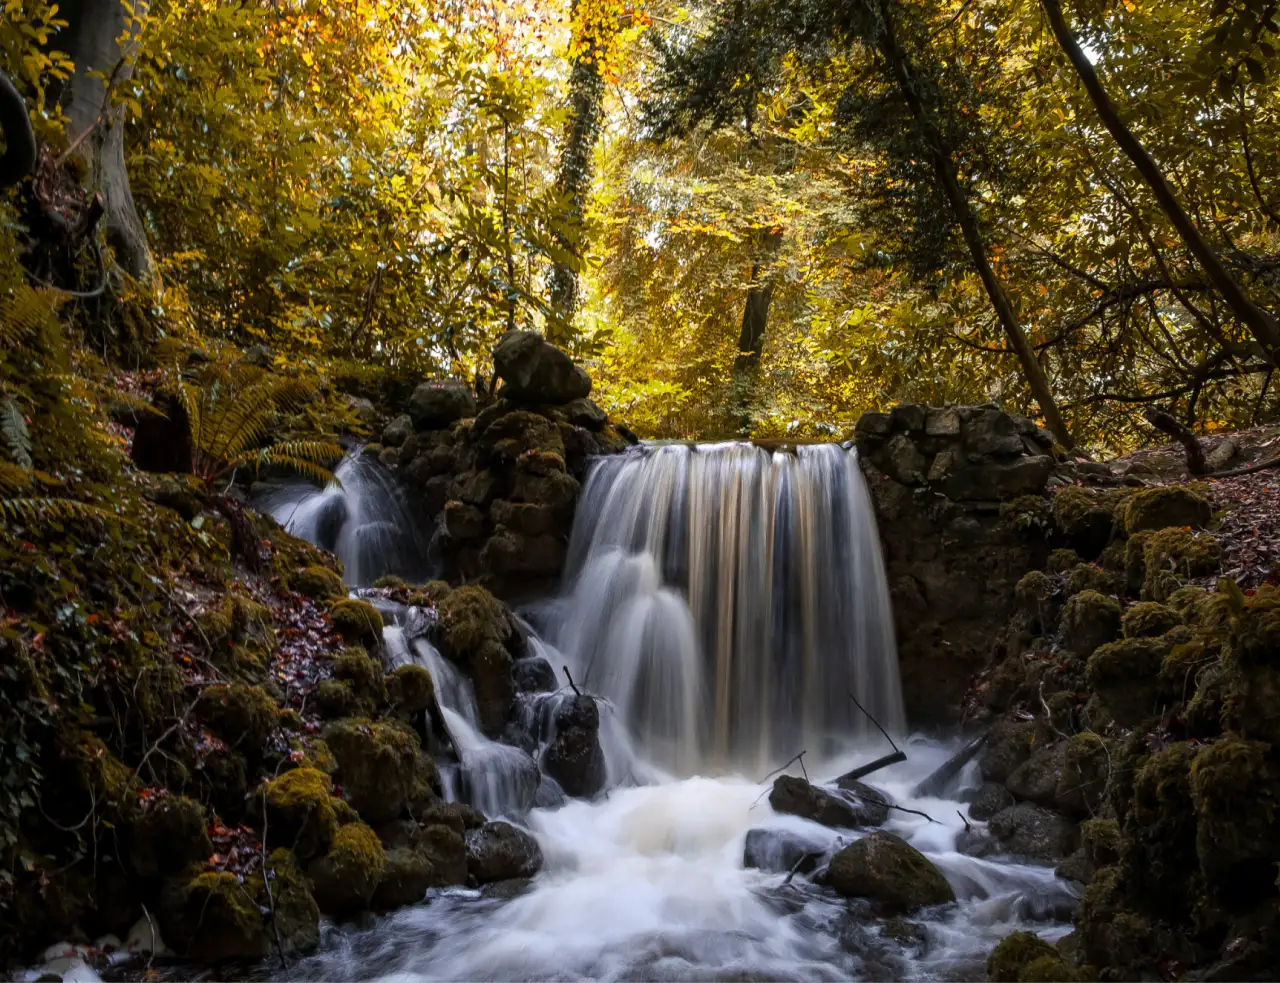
[1190,737,1280,899]
[824,830,955,912]
[332,645,387,703]
[371,846,435,911]
[1166,586,1211,621]
[387,663,437,717]
[262,847,322,955]
[195,681,279,751]
[287,737,336,774]
[129,796,213,879]
[159,870,265,960]
[1074,864,1191,974]
[1227,585,1280,669]
[1123,485,1212,534]
[323,718,439,823]
[1123,602,1180,639]
[987,931,1059,982]
[1080,818,1120,870]
[332,796,360,825]
[293,564,346,601]
[1141,528,1221,602]
[199,594,276,652]
[1047,548,1083,575]
[1053,485,1117,558]
[435,585,517,736]
[1125,742,1198,914]
[1065,563,1124,599]
[1098,540,1127,573]
[308,822,387,917]
[1124,531,1151,595]
[1086,636,1169,727]
[1001,494,1052,535]
[1060,590,1122,658]
[374,574,407,589]
[316,678,361,719]
[1057,732,1112,817]
[329,598,385,644]
[1015,570,1054,621]
[254,767,339,860]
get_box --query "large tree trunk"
[1040,0,1280,369]
[547,1,607,343]
[872,0,1075,449]
[59,0,154,284]
[732,229,783,434]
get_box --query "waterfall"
[256,452,432,586]
[545,441,905,773]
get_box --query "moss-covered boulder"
[386,663,436,716]
[1065,563,1124,599]
[315,678,361,719]
[371,847,435,911]
[1124,485,1212,534]
[324,718,439,823]
[129,796,213,879]
[1074,865,1191,976]
[1124,743,1198,914]
[1047,548,1083,575]
[1056,733,1112,817]
[328,598,385,644]
[1190,737,1280,900]
[264,847,322,955]
[1015,570,1054,627]
[1141,527,1221,602]
[196,681,279,751]
[255,767,339,860]
[160,870,266,960]
[824,831,954,912]
[988,803,1079,861]
[308,822,387,917]
[1007,741,1067,809]
[369,821,469,910]
[1053,486,1117,558]
[293,564,346,601]
[331,645,387,704]
[1080,818,1120,871]
[1122,602,1180,639]
[1086,636,1167,727]
[980,717,1037,783]
[987,932,1060,983]
[433,584,517,737]
[1060,590,1122,658]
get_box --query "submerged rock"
[466,821,544,883]
[824,831,955,912]
[770,775,888,829]
[969,782,1015,821]
[540,694,606,798]
[988,803,1078,862]
[742,827,828,875]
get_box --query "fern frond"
[267,440,344,465]
[0,285,62,350]
[226,447,339,487]
[0,497,121,524]
[1,396,32,468]
[203,378,279,461]
[0,462,32,495]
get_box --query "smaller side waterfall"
[256,452,432,586]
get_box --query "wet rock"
[323,718,439,824]
[969,782,1015,821]
[824,831,955,912]
[409,379,475,430]
[382,413,414,448]
[743,827,828,875]
[956,826,999,858]
[1123,485,1212,534]
[433,585,518,737]
[513,657,557,693]
[308,822,386,917]
[561,397,607,431]
[988,803,1078,862]
[371,847,435,911]
[980,718,1036,783]
[493,330,591,404]
[1006,741,1066,808]
[466,821,544,883]
[1060,590,1122,657]
[541,694,606,799]
[770,775,888,829]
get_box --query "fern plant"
[161,345,344,485]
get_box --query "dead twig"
[887,803,940,824]
[563,665,581,697]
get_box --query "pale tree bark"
[547,0,607,343]
[871,0,1075,449]
[1040,0,1280,369]
[60,0,154,284]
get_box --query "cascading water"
[545,442,904,772]
[277,441,1074,983]
[256,452,432,586]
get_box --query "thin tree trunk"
[732,230,783,434]
[547,1,607,343]
[1040,0,1280,369]
[873,0,1075,449]
[60,0,154,284]
[0,73,36,188]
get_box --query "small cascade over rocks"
[256,451,431,586]
[541,441,905,773]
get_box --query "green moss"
[1016,570,1054,617]
[387,663,436,717]
[195,681,279,750]
[294,564,347,601]
[316,678,360,719]
[1166,586,1210,620]
[1124,531,1151,595]
[332,796,360,825]
[1060,590,1122,658]
[1098,541,1127,572]
[1189,737,1280,896]
[258,848,320,955]
[1017,955,1091,982]
[255,767,338,859]
[987,931,1059,983]
[1228,585,1280,669]
[199,594,276,652]
[374,574,406,589]
[1000,494,1052,534]
[162,870,265,960]
[1080,818,1120,870]
[329,598,385,643]
[332,645,386,701]
[1125,743,1198,914]
[1059,732,1113,816]
[323,717,439,824]
[1141,528,1221,602]
[1065,563,1123,599]
[308,821,387,916]
[129,795,213,879]
[287,737,336,774]
[1053,486,1118,542]
[1123,485,1212,534]
[1087,637,1167,726]
[1047,548,1082,575]
[436,585,511,654]
[1123,602,1180,639]
[407,580,454,608]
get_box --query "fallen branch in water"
[835,750,907,784]
[783,851,824,886]
[759,750,809,785]
[848,691,901,754]
[911,731,988,798]
[958,810,972,833]
[563,665,581,697]
[887,803,940,824]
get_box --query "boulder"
[1123,485,1212,534]
[1059,590,1122,657]
[513,657,557,693]
[964,408,1026,458]
[884,434,929,485]
[409,379,476,430]
[824,831,955,912]
[129,796,213,879]
[381,413,415,448]
[1086,636,1167,727]
[465,821,544,883]
[541,694,606,798]
[980,718,1036,783]
[968,782,1015,822]
[307,822,386,917]
[742,827,827,875]
[855,411,893,438]
[328,599,385,645]
[1123,601,1181,639]
[890,403,927,432]
[988,803,1078,862]
[493,330,591,404]
[561,397,607,431]
[294,564,346,601]
[323,718,439,824]
[1006,741,1066,808]
[253,767,339,860]
[924,406,962,437]
[941,456,1054,501]
[986,932,1065,983]
[770,775,886,829]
